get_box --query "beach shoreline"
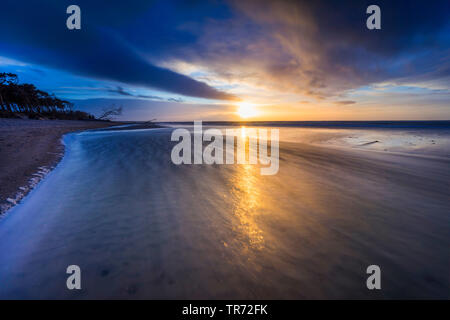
[0,124,448,298]
[3,120,448,216]
[0,118,130,214]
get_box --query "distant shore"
[0,118,129,214]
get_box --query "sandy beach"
[0,119,127,214]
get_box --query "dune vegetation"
[0,72,95,120]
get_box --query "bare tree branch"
[98,105,123,120]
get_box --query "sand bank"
[0,118,126,214]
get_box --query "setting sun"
[236,102,259,119]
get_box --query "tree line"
[0,72,94,120]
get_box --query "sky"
[0,0,449,121]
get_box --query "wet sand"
[0,119,126,214]
[0,127,448,299]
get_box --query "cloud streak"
[0,1,236,101]
[108,86,184,102]
[335,101,356,105]
[140,0,450,99]
[0,0,448,109]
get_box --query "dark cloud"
[107,86,184,102]
[134,0,449,98]
[107,86,162,100]
[108,87,134,97]
[335,101,356,105]
[0,0,448,102]
[0,1,235,101]
[167,97,184,103]
[180,0,450,98]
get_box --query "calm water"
[0,126,449,299]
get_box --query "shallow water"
[0,127,449,299]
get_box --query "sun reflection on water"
[230,163,265,251]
